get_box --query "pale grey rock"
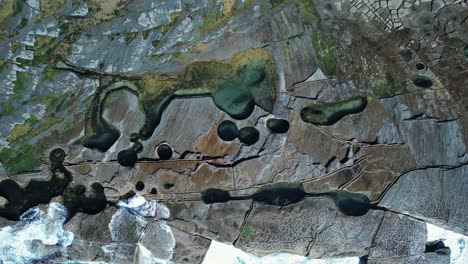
[101,243,136,264]
[165,200,251,244]
[171,228,211,264]
[399,119,466,166]
[140,220,175,260]
[69,3,89,17]
[380,166,468,235]
[375,117,402,144]
[369,212,427,258]
[309,210,385,258]
[236,198,337,255]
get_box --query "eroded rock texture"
[0,0,466,263]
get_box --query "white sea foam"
[427,223,468,264]
[117,194,170,219]
[203,241,359,264]
[0,203,74,263]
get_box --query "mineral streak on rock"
[300,97,368,126]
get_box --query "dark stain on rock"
[238,127,260,146]
[157,143,173,160]
[266,118,290,134]
[217,120,239,141]
[201,188,231,204]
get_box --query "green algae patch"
[32,36,58,65]
[14,71,29,94]
[328,190,371,216]
[0,144,42,175]
[0,0,23,25]
[311,31,337,76]
[135,48,277,140]
[252,182,306,206]
[373,71,397,97]
[124,32,138,45]
[79,88,121,152]
[271,0,320,26]
[300,97,368,126]
[266,118,290,134]
[36,0,66,22]
[117,148,138,167]
[217,120,239,141]
[240,223,255,241]
[201,188,231,204]
[238,127,260,146]
[156,143,173,160]
[7,124,31,142]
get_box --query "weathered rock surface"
[0,0,466,263]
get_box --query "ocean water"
[0,202,74,263]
